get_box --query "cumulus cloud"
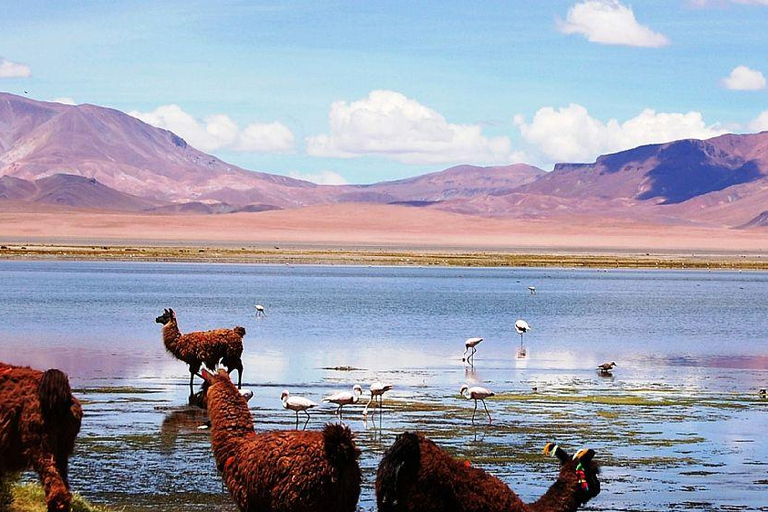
[128,104,295,153]
[307,90,520,165]
[515,104,726,162]
[721,65,766,90]
[748,111,768,132]
[0,57,31,78]
[559,0,670,47]
[288,170,348,185]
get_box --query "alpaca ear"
[169,308,176,318]
[573,448,595,463]
[200,369,213,382]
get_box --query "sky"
[1,0,768,184]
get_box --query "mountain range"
[2,92,768,229]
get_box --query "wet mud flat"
[51,366,768,512]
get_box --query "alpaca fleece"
[0,362,82,512]
[157,308,246,393]
[203,370,361,512]
[376,432,600,512]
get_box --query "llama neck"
[528,470,583,512]
[162,320,182,354]
[207,381,255,467]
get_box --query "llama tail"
[38,369,74,420]
[376,431,421,512]
[234,326,246,337]
[323,423,361,467]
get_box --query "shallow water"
[1,261,767,511]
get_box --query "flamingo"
[254,304,266,317]
[597,361,616,374]
[459,384,494,424]
[462,337,483,365]
[322,384,363,419]
[280,390,316,429]
[514,319,531,346]
[363,381,394,417]
[528,286,536,294]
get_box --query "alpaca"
[0,362,83,512]
[155,308,246,395]
[201,369,362,512]
[376,432,600,512]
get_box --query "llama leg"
[189,371,195,396]
[30,450,70,512]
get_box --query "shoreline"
[1,243,767,270]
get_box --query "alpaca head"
[155,308,176,325]
[543,442,601,505]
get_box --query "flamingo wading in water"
[514,320,531,346]
[323,384,363,419]
[363,381,394,417]
[459,384,495,424]
[280,390,317,430]
[254,304,266,317]
[462,337,483,365]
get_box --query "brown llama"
[0,362,83,512]
[201,369,362,512]
[155,308,246,396]
[376,432,600,512]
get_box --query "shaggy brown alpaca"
[156,308,246,395]
[376,432,600,512]
[0,362,83,512]
[201,369,362,512]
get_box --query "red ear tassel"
[463,460,471,468]
[575,463,588,491]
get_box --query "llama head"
[543,442,601,505]
[155,308,176,325]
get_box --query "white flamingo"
[363,381,394,417]
[459,384,494,424]
[462,337,483,365]
[280,389,316,429]
[528,286,536,294]
[254,304,266,317]
[322,384,363,419]
[514,319,531,346]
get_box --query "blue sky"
[1,0,768,184]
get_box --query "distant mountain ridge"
[2,92,768,228]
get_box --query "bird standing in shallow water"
[462,337,483,365]
[597,362,616,375]
[254,304,266,317]
[323,384,363,419]
[363,381,394,417]
[281,390,317,430]
[459,384,494,424]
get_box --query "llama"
[155,308,246,395]
[201,369,362,512]
[0,362,83,512]
[376,432,600,512]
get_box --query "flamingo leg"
[303,410,311,430]
[294,411,299,430]
[363,396,373,416]
[471,399,477,424]
[482,399,492,423]
[462,347,469,362]
[339,406,344,420]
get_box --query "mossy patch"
[7,483,116,512]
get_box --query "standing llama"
[201,369,362,512]
[376,432,600,512]
[155,308,246,395]
[0,362,82,512]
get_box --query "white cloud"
[721,65,766,90]
[748,111,768,131]
[53,97,76,105]
[559,0,670,47]
[307,90,520,165]
[288,170,348,185]
[515,104,726,162]
[0,58,31,78]
[128,104,295,153]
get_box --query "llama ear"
[543,442,570,463]
[573,448,595,463]
[200,369,213,382]
[169,308,176,317]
